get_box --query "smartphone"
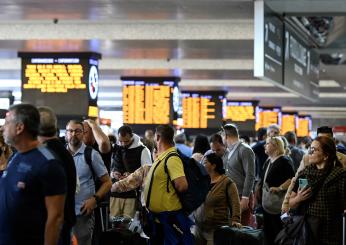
[299,178,309,189]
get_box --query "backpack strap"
[163,152,181,193]
[145,158,163,209]
[84,146,97,182]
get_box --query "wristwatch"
[93,194,101,204]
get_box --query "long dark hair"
[193,134,210,155]
[205,153,225,175]
[314,136,341,172]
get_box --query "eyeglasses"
[308,147,320,155]
[66,129,83,135]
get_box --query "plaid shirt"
[304,166,346,245]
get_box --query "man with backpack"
[66,120,112,245]
[143,125,194,245]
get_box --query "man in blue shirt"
[0,104,67,245]
[66,120,111,245]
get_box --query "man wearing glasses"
[66,120,111,245]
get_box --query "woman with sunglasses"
[289,136,346,245]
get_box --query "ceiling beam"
[0,58,254,70]
[0,20,253,40]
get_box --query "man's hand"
[110,171,122,180]
[240,198,249,212]
[80,197,97,215]
[84,119,97,128]
[270,187,281,193]
[231,221,242,228]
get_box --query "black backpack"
[163,152,211,214]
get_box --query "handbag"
[261,160,285,215]
[275,214,321,245]
[262,183,285,214]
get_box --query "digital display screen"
[122,77,179,127]
[281,113,297,134]
[181,91,224,129]
[255,107,281,130]
[223,101,257,134]
[297,116,311,137]
[19,52,101,117]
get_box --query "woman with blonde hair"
[0,131,12,177]
[260,136,295,245]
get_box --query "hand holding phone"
[299,178,309,189]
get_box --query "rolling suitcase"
[214,226,263,245]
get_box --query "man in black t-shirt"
[0,104,66,245]
[38,106,77,245]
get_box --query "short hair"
[66,120,84,130]
[267,124,280,134]
[156,125,174,145]
[284,131,297,144]
[317,126,333,137]
[267,136,285,155]
[193,134,210,155]
[205,153,225,175]
[37,106,57,137]
[9,104,40,138]
[210,133,224,145]
[257,127,267,141]
[174,133,187,144]
[118,125,133,137]
[223,123,239,137]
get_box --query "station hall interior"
[1,0,346,138]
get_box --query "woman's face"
[264,139,276,156]
[203,158,215,175]
[308,140,326,166]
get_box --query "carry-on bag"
[214,225,263,245]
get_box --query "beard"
[68,136,82,147]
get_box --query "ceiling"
[0,0,346,122]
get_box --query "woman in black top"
[262,136,295,245]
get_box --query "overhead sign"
[281,112,297,134]
[181,91,224,129]
[254,1,283,84]
[19,52,101,117]
[284,24,320,101]
[122,77,179,128]
[296,116,312,137]
[223,101,257,134]
[255,107,281,130]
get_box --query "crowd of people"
[0,103,345,245]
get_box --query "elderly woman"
[289,136,346,245]
[193,153,241,245]
[261,136,295,245]
[0,131,12,177]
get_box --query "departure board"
[122,77,179,129]
[181,91,224,129]
[19,52,101,117]
[255,107,281,130]
[223,101,257,134]
[281,113,297,134]
[297,116,311,137]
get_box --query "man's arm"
[239,146,256,211]
[84,119,111,153]
[81,174,112,215]
[173,176,188,193]
[44,194,65,245]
